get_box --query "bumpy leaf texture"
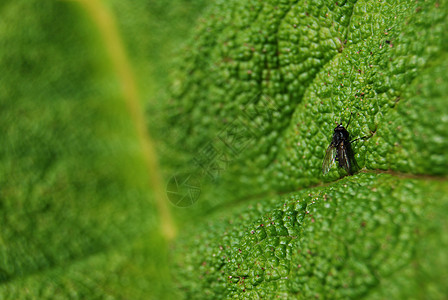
[166,0,448,298]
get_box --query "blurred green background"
[1,0,447,299]
[0,0,210,298]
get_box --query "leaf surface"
[164,0,448,298]
[1,0,447,299]
[0,0,208,298]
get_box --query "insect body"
[322,123,355,175]
[322,113,367,175]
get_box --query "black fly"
[322,113,366,175]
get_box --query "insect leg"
[350,135,370,143]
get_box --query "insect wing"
[322,144,337,174]
[338,141,351,175]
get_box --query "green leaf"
[1,0,447,299]
[163,0,448,298]
[172,173,448,298]
[165,0,448,210]
[0,0,208,298]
